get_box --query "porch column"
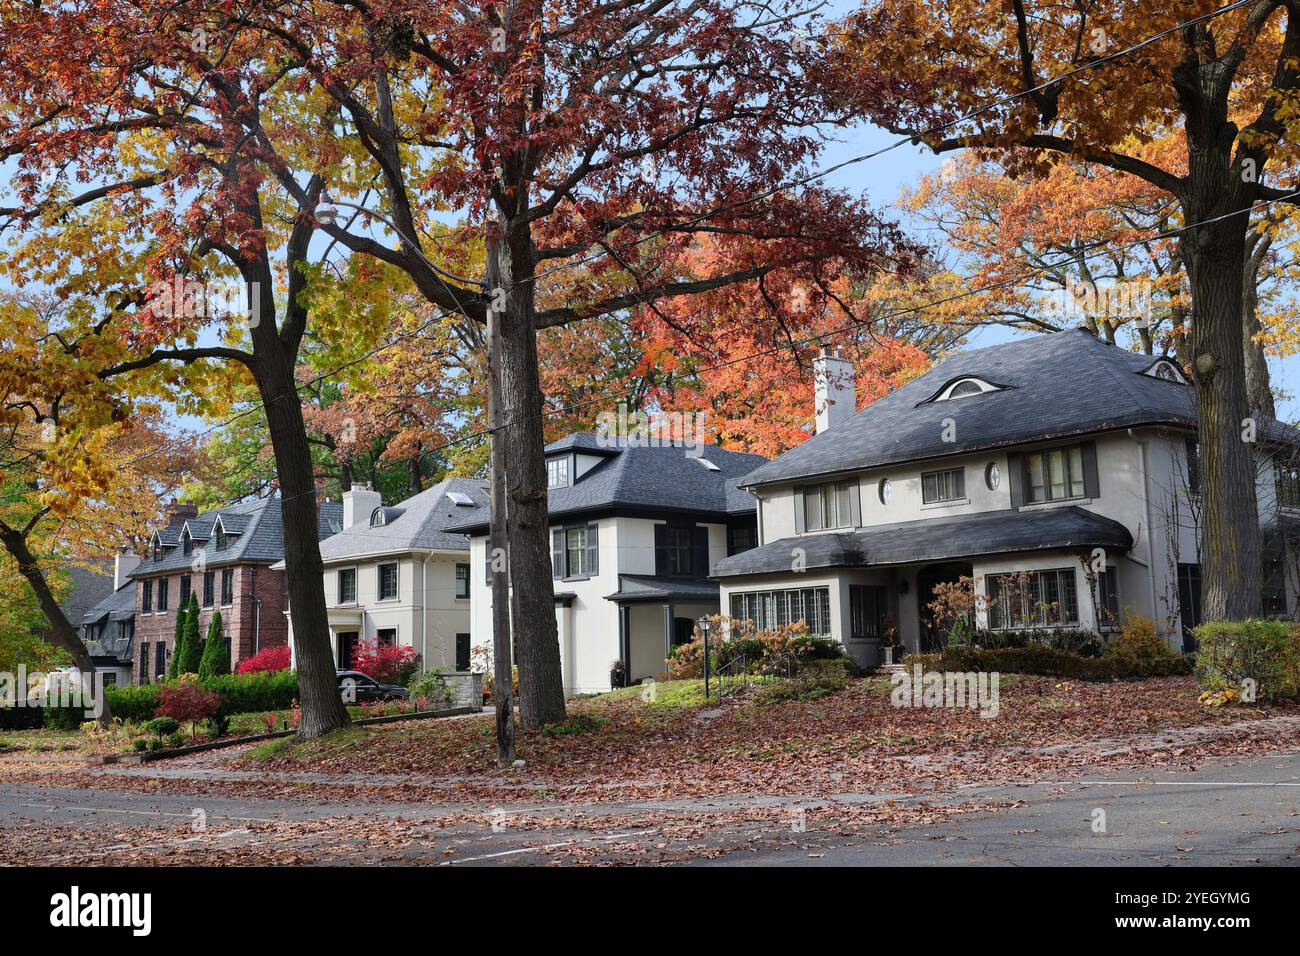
[618,604,630,680]
[663,601,675,663]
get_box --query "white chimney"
[114,548,141,592]
[343,482,383,529]
[813,347,855,434]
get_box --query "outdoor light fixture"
[698,615,712,701]
[316,192,340,226]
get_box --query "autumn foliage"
[235,646,293,675]
[351,640,419,686]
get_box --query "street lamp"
[698,616,711,701]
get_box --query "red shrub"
[155,683,221,736]
[236,645,292,674]
[351,639,419,685]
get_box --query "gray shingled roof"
[742,329,1216,487]
[132,496,344,577]
[61,562,114,625]
[315,477,489,562]
[605,574,721,603]
[711,506,1133,577]
[80,582,137,626]
[447,432,767,534]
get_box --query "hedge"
[1195,619,1300,702]
[917,636,1191,681]
[93,671,299,722]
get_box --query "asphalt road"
[3,751,1299,865]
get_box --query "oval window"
[878,479,892,505]
[986,462,1001,491]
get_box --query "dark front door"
[916,562,974,653]
[672,617,696,647]
[337,631,359,669]
[1177,563,1202,653]
[455,633,471,672]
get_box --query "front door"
[455,633,471,672]
[672,617,696,647]
[337,631,359,669]
[916,562,974,653]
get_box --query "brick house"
[129,495,344,683]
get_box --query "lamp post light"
[699,616,712,701]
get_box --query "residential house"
[713,329,1300,668]
[452,433,767,694]
[79,549,142,685]
[278,478,489,672]
[129,495,344,683]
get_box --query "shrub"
[166,599,189,680]
[130,738,148,752]
[197,610,230,680]
[236,645,292,674]
[1195,619,1300,702]
[1103,616,1189,678]
[666,615,851,679]
[938,638,1191,681]
[146,716,180,737]
[541,714,608,736]
[155,683,221,737]
[408,669,454,708]
[104,684,160,722]
[351,639,420,685]
[751,659,851,705]
[175,594,203,675]
[41,705,83,731]
[200,670,299,718]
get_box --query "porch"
[606,575,721,684]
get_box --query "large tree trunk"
[0,523,112,725]
[491,221,567,729]
[252,340,351,741]
[1242,235,1276,418]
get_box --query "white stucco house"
[280,477,488,672]
[712,329,1300,669]
[451,433,767,694]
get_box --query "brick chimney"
[813,345,855,435]
[165,500,199,526]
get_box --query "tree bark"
[491,220,567,729]
[1242,233,1276,418]
[0,522,112,725]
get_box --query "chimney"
[813,346,856,435]
[165,500,198,526]
[114,547,141,592]
[343,481,382,529]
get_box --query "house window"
[987,568,1079,629]
[730,587,832,635]
[802,480,854,532]
[546,457,569,489]
[921,467,965,504]
[1095,567,1121,629]
[139,642,150,683]
[141,580,153,613]
[850,585,887,640]
[377,628,397,648]
[179,575,192,607]
[155,642,166,678]
[664,526,693,575]
[339,568,357,604]
[378,563,398,601]
[1024,446,1085,503]
[202,571,215,607]
[1185,439,1201,494]
[220,569,234,605]
[1276,460,1300,510]
[455,563,470,599]
[157,578,169,612]
[565,526,590,577]
[216,529,228,550]
[181,530,192,555]
[653,523,705,577]
[727,524,758,556]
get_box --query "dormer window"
[920,376,1006,404]
[212,516,228,551]
[371,507,389,527]
[181,527,192,555]
[151,534,161,561]
[1141,359,1187,384]
[546,457,569,489]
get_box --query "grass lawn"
[230,674,1300,803]
[0,727,117,755]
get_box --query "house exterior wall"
[132,564,286,682]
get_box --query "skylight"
[446,491,475,506]
[693,457,721,471]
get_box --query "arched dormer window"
[1141,358,1187,384]
[151,534,161,562]
[919,376,1007,405]
[370,507,388,527]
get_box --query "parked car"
[336,670,409,703]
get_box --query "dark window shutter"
[551,529,564,579]
[1081,441,1100,498]
[586,524,599,576]
[1007,453,1024,508]
[654,523,669,576]
[692,525,709,577]
[848,479,862,528]
[793,489,805,534]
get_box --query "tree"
[166,600,190,681]
[197,609,230,679]
[177,593,204,676]
[839,0,1300,618]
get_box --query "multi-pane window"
[546,457,569,489]
[663,526,693,576]
[802,481,854,532]
[730,587,832,636]
[378,563,398,601]
[377,628,397,647]
[454,563,470,599]
[141,580,153,613]
[220,569,234,605]
[921,467,965,504]
[1095,567,1120,629]
[850,585,888,639]
[179,575,192,607]
[216,529,228,551]
[1024,446,1086,503]
[552,525,599,579]
[986,569,1079,629]
[565,527,589,577]
[1276,460,1300,509]
[157,578,169,612]
[338,568,357,604]
[727,524,758,555]
[202,571,215,607]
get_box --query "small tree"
[235,645,292,674]
[176,593,203,676]
[165,598,189,680]
[350,639,419,686]
[155,681,221,740]
[197,610,230,680]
